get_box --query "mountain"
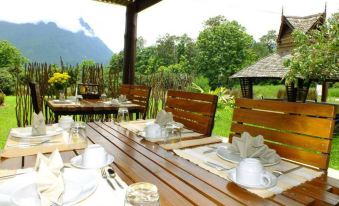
[0,19,113,65]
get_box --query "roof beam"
[135,0,162,12]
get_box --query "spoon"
[107,168,124,189]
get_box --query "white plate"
[216,147,280,166]
[52,100,73,104]
[11,169,98,206]
[10,127,63,140]
[227,168,277,189]
[70,154,114,169]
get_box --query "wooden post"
[123,3,137,85]
[240,78,253,98]
[321,81,328,102]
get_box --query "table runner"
[0,132,87,158]
[118,119,204,143]
[173,143,324,198]
[0,168,128,206]
[160,137,222,150]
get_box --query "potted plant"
[48,72,71,100]
[284,13,339,102]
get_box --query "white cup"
[82,144,107,168]
[111,98,120,105]
[59,116,74,131]
[144,123,162,138]
[236,158,271,186]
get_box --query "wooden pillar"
[240,78,253,98]
[321,81,329,102]
[123,3,137,85]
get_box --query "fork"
[101,168,115,190]
[205,161,234,171]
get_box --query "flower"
[48,72,70,90]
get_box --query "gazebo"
[230,11,333,102]
[96,0,162,85]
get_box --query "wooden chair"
[165,90,218,136]
[230,98,337,170]
[120,84,151,119]
[29,82,42,114]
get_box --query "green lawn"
[1,93,339,170]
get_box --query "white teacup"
[82,144,107,168]
[59,116,74,131]
[236,158,271,186]
[144,123,162,138]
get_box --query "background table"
[46,99,143,122]
[1,122,339,205]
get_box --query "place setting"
[0,144,130,206]
[0,113,88,158]
[173,132,324,198]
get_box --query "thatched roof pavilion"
[231,12,329,101]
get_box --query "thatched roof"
[230,52,291,79]
[95,0,134,6]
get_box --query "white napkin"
[155,110,174,127]
[32,111,46,136]
[35,150,65,206]
[118,95,127,103]
[229,132,281,164]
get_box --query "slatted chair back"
[165,90,218,136]
[120,84,151,119]
[29,82,42,114]
[230,98,336,170]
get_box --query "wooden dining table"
[1,122,339,206]
[45,99,144,122]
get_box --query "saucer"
[227,168,277,189]
[70,153,114,169]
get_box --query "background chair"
[230,98,336,171]
[120,84,151,119]
[29,82,42,114]
[165,90,218,136]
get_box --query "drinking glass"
[117,107,130,123]
[69,121,87,144]
[124,182,160,206]
[165,124,182,144]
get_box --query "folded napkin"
[118,95,127,103]
[32,111,46,136]
[228,132,280,164]
[160,137,222,150]
[155,110,174,127]
[35,150,65,206]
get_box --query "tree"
[285,13,339,83]
[0,40,27,94]
[196,16,254,88]
[251,30,277,61]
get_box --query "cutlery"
[0,171,28,180]
[203,146,219,154]
[101,168,115,190]
[107,168,124,189]
[7,140,59,148]
[205,161,233,171]
[272,165,303,177]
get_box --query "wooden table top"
[1,122,339,206]
[46,99,142,113]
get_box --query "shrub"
[191,76,210,93]
[307,88,317,101]
[277,88,287,99]
[229,88,241,98]
[0,90,4,106]
[0,69,15,95]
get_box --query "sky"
[0,0,338,53]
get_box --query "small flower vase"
[59,90,65,101]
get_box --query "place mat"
[0,167,128,206]
[173,143,324,198]
[160,137,222,150]
[118,119,204,143]
[0,132,87,158]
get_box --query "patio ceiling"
[95,0,162,12]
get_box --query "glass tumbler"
[124,182,160,206]
[69,121,87,144]
[117,107,130,123]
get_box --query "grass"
[0,96,17,148]
[1,92,339,169]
